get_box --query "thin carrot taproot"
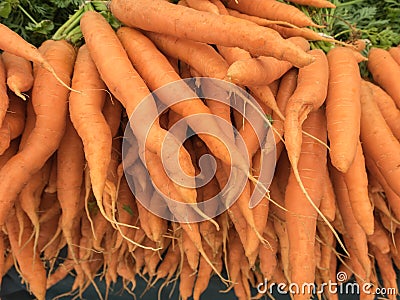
[286,0,335,8]
[109,0,314,68]
[0,56,8,127]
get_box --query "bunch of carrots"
[1,0,400,299]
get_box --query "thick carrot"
[285,109,327,300]
[2,51,34,100]
[69,45,111,205]
[0,40,75,227]
[6,207,47,300]
[366,80,400,140]
[224,0,321,28]
[286,0,335,8]
[342,142,374,235]
[179,256,197,300]
[368,47,400,107]
[80,11,196,204]
[226,37,310,86]
[110,0,314,67]
[57,116,85,261]
[325,47,361,172]
[360,81,400,197]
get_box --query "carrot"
[273,217,290,282]
[342,142,374,235]
[224,0,322,28]
[226,37,310,86]
[0,24,75,93]
[69,45,111,206]
[259,220,278,281]
[0,92,26,155]
[285,0,335,8]
[319,168,336,222]
[147,191,168,244]
[154,242,180,283]
[367,219,390,254]
[330,167,370,277]
[0,40,75,227]
[0,55,8,127]
[80,11,196,205]
[366,80,400,140]
[285,109,327,299]
[370,245,397,300]
[6,207,47,300]
[2,51,34,100]
[109,0,314,68]
[389,46,400,66]
[360,81,400,198]
[193,242,216,300]
[57,116,85,261]
[326,47,361,172]
[368,47,400,107]
[179,256,197,300]
[284,49,329,172]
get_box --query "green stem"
[52,6,85,40]
[17,4,37,25]
[336,0,364,8]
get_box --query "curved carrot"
[2,51,34,100]
[368,47,400,107]
[109,0,314,68]
[0,40,76,227]
[326,47,361,173]
[69,45,111,204]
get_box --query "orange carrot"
[0,55,8,127]
[326,47,361,172]
[285,109,327,300]
[109,0,314,67]
[226,37,310,86]
[186,0,219,14]
[389,46,400,66]
[360,81,400,198]
[366,80,400,140]
[2,51,34,100]
[0,40,75,227]
[6,207,47,300]
[342,142,374,235]
[57,116,85,261]
[224,0,322,28]
[367,219,390,254]
[368,47,400,107]
[69,45,111,205]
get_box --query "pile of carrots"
[1,0,400,299]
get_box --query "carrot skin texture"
[0,56,8,127]
[368,47,400,108]
[0,40,75,226]
[109,0,314,68]
[326,47,361,173]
